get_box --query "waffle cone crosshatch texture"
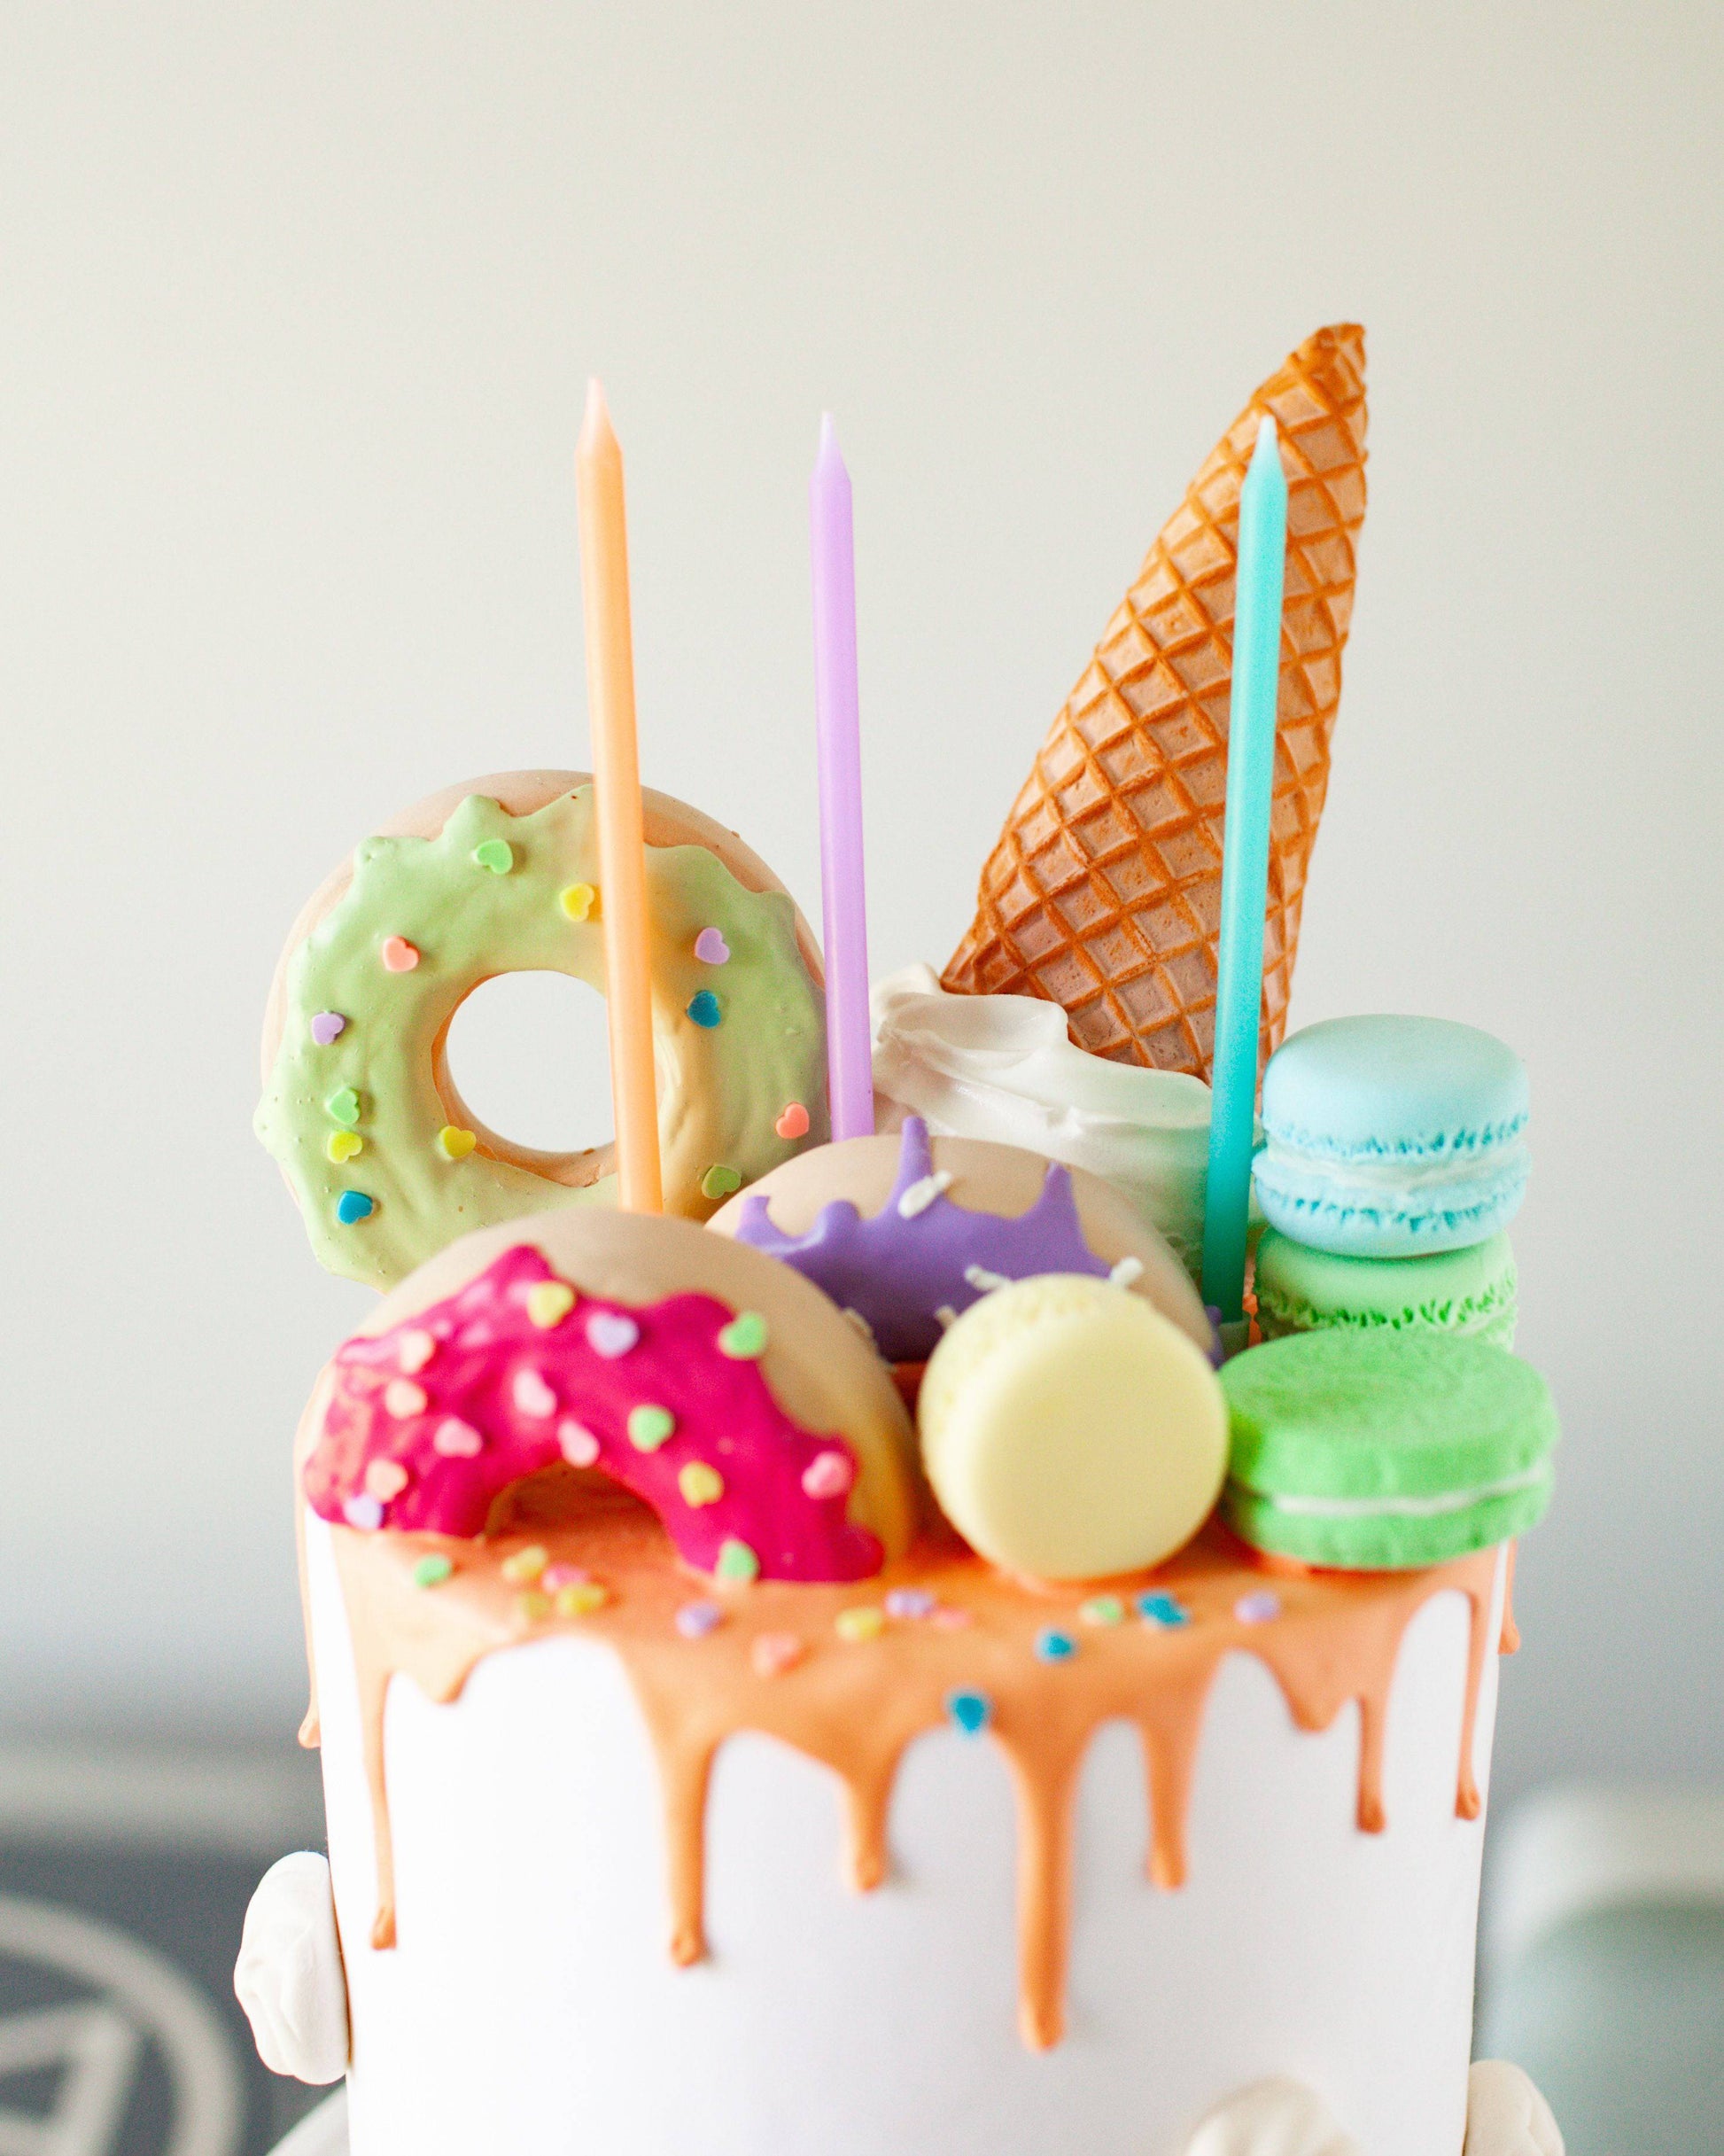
[944,324,1368,1078]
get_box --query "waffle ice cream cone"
[944,325,1368,1078]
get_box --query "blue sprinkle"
[674,1600,725,1639]
[336,1190,376,1225]
[1137,1591,1191,1629]
[1035,1627,1076,1663]
[686,991,723,1029]
[884,1587,936,1620]
[947,1688,991,1736]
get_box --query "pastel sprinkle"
[471,839,515,875]
[432,1417,483,1458]
[383,1378,427,1419]
[751,1631,805,1677]
[555,1581,609,1617]
[342,1494,384,1531]
[1235,1591,1282,1625]
[525,1280,577,1329]
[774,1101,811,1140]
[380,937,419,972]
[694,927,730,965]
[627,1404,675,1452]
[801,1450,854,1500]
[586,1311,640,1358]
[309,1012,346,1046]
[1035,1627,1077,1663]
[897,1170,953,1220]
[701,1164,743,1201]
[947,1689,991,1736]
[557,1420,601,1467]
[930,1605,975,1631]
[835,1607,885,1643]
[717,1311,768,1360]
[559,883,596,922]
[335,1191,375,1226]
[1138,1592,1191,1629]
[884,1587,937,1620]
[411,1553,454,1590]
[500,1545,549,1585]
[715,1537,760,1584]
[437,1125,478,1160]
[541,1563,590,1592]
[326,1131,363,1164]
[398,1329,437,1374]
[1081,1595,1126,1627]
[1109,1256,1145,1288]
[679,1461,725,1508]
[516,1590,551,1623]
[676,1600,726,1639]
[686,991,722,1029]
[512,1369,557,1419]
[364,1459,408,1502]
[325,1087,361,1128]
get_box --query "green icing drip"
[257,790,827,1288]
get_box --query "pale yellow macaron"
[918,1274,1227,1580]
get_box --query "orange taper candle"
[577,379,663,1214]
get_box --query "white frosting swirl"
[871,965,1224,1277]
[1180,2077,1359,2155]
[235,1851,349,2085]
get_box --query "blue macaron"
[1251,1016,1529,1258]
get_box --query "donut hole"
[444,969,615,1159]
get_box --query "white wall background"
[3,3,1719,1807]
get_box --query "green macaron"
[1253,1228,1518,1348]
[1219,1331,1557,1569]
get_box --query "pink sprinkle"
[694,927,730,965]
[432,1417,483,1458]
[512,1368,556,1418]
[457,1322,494,1350]
[930,1606,975,1631]
[365,1459,409,1502]
[586,1311,640,1359]
[541,1562,591,1592]
[802,1450,854,1500]
[558,1419,601,1467]
[343,1494,384,1531]
[398,1330,437,1375]
[1234,1591,1282,1625]
[751,1631,806,1677]
[380,936,419,972]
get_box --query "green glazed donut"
[257,772,828,1288]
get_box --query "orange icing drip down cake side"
[307,1459,1509,2053]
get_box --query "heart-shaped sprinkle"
[679,1461,725,1508]
[309,1011,346,1046]
[885,1586,936,1620]
[472,839,515,875]
[526,1280,576,1330]
[501,1545,548,1584]
[676,1600,725,1639]
[383,1378,427,1419]
[343,1494,384,1531]
[685,990,722,1030]
[326,1087,361,1128]
[1080,1594,1125,1627]
[412,1554,453,1589]
[715,1537,760,1584]
[433,1417,483,1458]
[541,1562,590,1592]
[1137,1591,1190,1629]
[399,1329,437,1374]
[586,1311,639,1359]
[801,1450,854,1500]
[930,1605,975,1631]
[694,927,730,965]
[336,1190,375,1225]
[365,1459,410,1502]
[627,1404,675,1452]
[700,1164,742,1201]
[717,1311,767,1360]
[326,1131,363,1164]
[559,883,596,922]
[1035,1627,1077,1663]
[947,1689,990,1736]
[557,1420,600,1467]
[774,1101,811,1140]
[835,1607,884,1642]
[555,1581,609,1617]
[751,1631,804,1677]
[512,1369,556,1419]
[1234,1591,1282,1625]
[380,937,420,972]
[437,1125,478,1161]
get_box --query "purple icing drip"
[733,1117,1112,1362]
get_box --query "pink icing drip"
[305,1246,881,1583]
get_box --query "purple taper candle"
[811,414,874,1140]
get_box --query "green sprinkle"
[701,1164,743,1201]
[412,1553,454,1589]
[472,839,515,875]
[1080,1594,1125,1627]
[326,1086,361,1128]
[627,1404,676,1452]
[717,1311,768,1360]
[715,1537,760,1584]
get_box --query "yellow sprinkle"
[679,1462,725,1508]
[835,1607,885,1643]
[526,1280,577,1329]
[554,1581,610,1618]
[326,1130,363,1163]
[559,883,597,922]
[516,1590,551,1623]
[501,1545,549,1585]
[437,1125,478,1161]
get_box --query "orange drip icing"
[316,1478,1503,2052]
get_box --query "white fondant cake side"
[307,1516,1504,2156]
